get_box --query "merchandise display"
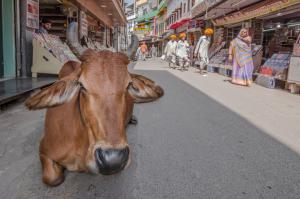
[209,49,229,65]
[33,32,79,63]
[260,53,290,80]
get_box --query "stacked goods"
[33,32,79,63]
[209,49,229,65]
[255,75,276,89]
[260,53,290,80]
[209,42,226,59]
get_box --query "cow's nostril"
[95,147,129,175]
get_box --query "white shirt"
[194,36,211,59]
[176,40,189,58]
[164,40,177,56]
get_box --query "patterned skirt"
[231,58,254,86]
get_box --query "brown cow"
[25,35,163,186]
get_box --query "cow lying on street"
[25,33,163,186]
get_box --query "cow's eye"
[79,82,87,92]
[127,82,133,90]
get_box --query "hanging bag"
[293,34,300,56]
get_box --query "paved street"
[1,59,300,198]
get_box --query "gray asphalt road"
[0,63,300,199]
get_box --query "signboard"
[136,0,148,6]
[80,11,88,38]
[214,0,300,26]
[26,0,39,29]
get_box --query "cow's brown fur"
[25,50,163,186]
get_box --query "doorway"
[0,0,4,77]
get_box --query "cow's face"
[26,50,134,175]
[78,50,132,174]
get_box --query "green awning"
[135,9,159,23]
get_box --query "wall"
[2,0,16,78]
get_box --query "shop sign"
[26,0,39,29]
[176,22,189,33]
[136,0,148,6]
[188,19,204,29]
[80,11,88,38]
[214,0,300,26]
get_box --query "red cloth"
[260,67,273,76]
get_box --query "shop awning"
[135,9,159,23]
[213,0,300,26]
[169,18,191,30]
[162,29,175,39]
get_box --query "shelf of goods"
[255,53,290,89]
[31,33,79,77]
[39,3,78,40]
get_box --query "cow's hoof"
[43,174,65,187]
[129,115,138,125]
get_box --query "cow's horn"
[126,34,139,59]
[66,22,87,57]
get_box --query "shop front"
[20,0,126,78]
[0,0,3,78]
[207,0,300,92]
[0,0,16,79]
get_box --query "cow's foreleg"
[40,154,65,186]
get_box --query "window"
[184,3,186,13]
[192,0,195,7]
[188,0,190,12]
[180,3,182,17]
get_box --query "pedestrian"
[176,33,190,71]
[228,28,254,86]
[135,46,141,60]
[164,34,178,68]
[140,42,148,61]
[194,28,214,75]
[189,43,195,67]
[150,44,157,59]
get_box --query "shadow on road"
[0,68,300,199]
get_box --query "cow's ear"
[58,60,81,79]
[128,73,164,103]
[25,66,82,110]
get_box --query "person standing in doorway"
[228,28,254,86]
[36,18,52,34]
[164,34,178,68]
[140,42,148,61]
[194,28,214,75]
[176,33,190,71]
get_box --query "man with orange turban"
[194,28,214,75]
[164,34,178,68]
[176,32,190,71]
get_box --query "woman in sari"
[228,28,254,86]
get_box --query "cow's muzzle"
[95,147,129,175]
